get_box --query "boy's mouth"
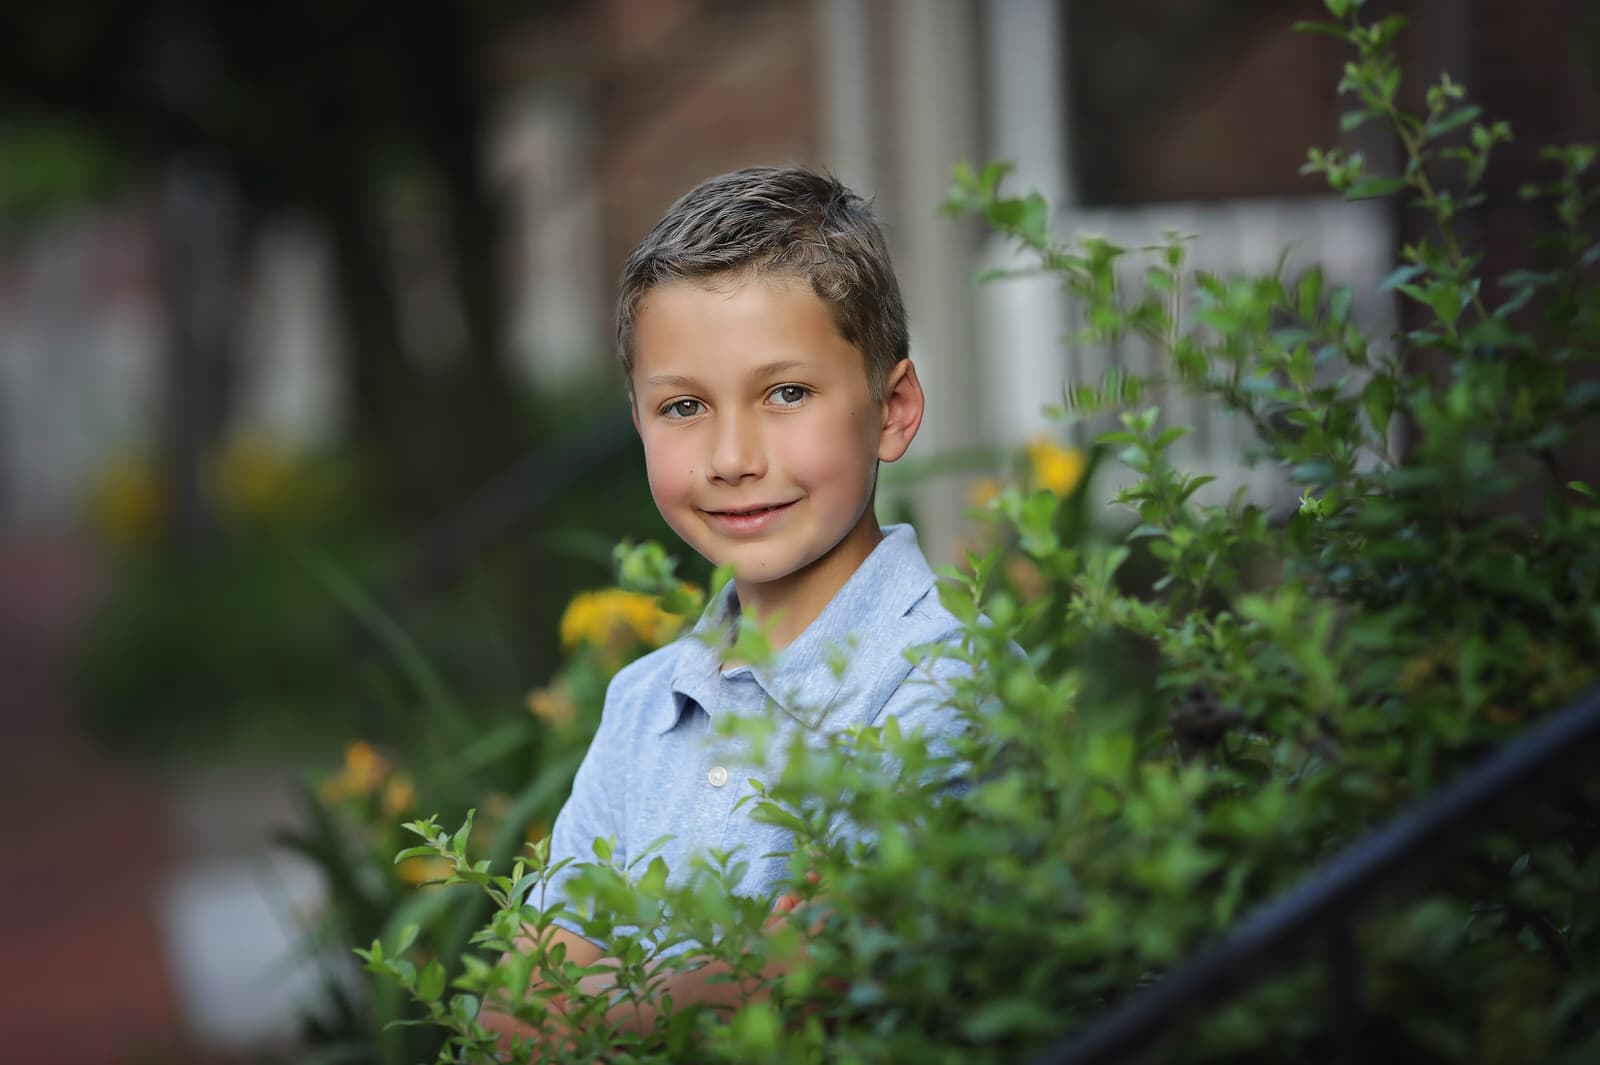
[703,500,798,533]
[710,502,795,516]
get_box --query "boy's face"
[629,275,921,621]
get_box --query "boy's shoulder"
[894,576,964,643]
[835,523,964,649]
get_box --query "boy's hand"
[767,870,826,935]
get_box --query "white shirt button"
[707,765,729,788]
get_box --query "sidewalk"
[0,536,190,1063]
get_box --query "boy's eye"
[769,385,810,408]
[663,399,704,419]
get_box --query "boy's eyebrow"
[641,360,809,390]
[642,373,698,389]
[748,359,806,379]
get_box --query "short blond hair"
[616,166,909,399]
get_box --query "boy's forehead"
[631,275,861,376]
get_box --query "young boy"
[486,165,970,1044]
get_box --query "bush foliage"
[352,5,1599,1062]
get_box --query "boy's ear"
[877,360,925,463]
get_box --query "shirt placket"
[708,668,767,850]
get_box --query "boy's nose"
[706,412,766,484]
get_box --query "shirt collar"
[660,523,937,733]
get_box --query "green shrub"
[277,546,702,1063]
[359,4,1600,1062]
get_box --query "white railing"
[980,196,1396,514]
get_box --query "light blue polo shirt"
[540,523,970,943]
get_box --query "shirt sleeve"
[534,691,626,947]
[870,636,974,784]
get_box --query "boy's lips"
[702,499,798,534]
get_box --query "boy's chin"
[713,555,808,593]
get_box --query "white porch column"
[815,0,878,197]
[888,0,982,567]
[980,0,1073,445]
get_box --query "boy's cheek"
[641,440,694,501]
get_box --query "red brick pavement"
[0,537,200,1064]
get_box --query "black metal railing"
[1031,684,1600,1065]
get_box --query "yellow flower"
[1027,438,1087,497]
[559,588,687,652]
[87,454,164,549]
[526,683,576,728]
[212,432,295,522]
[381,773,415,816]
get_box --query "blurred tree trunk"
[417,1,513,428]
[159,155,237,554]
[156,20,237,555]
[315,169,430,514]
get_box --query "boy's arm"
[481,895,814,1051]
[478,926,604,1049]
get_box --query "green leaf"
[961,997,1059,1040]
[729,1003,781,1054]
[449,993,480,1026]
[1425,104,1482,138]
[391,923,420,956]
[1362,374,1396,435]
[1426,282,1466,328]
[1292,20,1349,40]
[1378,263,1427,292]
[416,959,447,1003]
[450,810,476,859]
[393,846,438,865]
[1328,286,1354,324]
[1292,461,1335,484]
[1347,176,1407,199]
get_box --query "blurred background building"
[0,0,1593,1060]
[2,0,1594,546]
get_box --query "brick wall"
[585,0,822,309]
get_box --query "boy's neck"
[731,515,885,652]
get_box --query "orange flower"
[1005,554,1048,600]
[319,775,347,804]
[381,773,415,816]
[342,740,389,798]
[526,683,577,728]
[396,856,453,885]
[968,477,1004,509]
